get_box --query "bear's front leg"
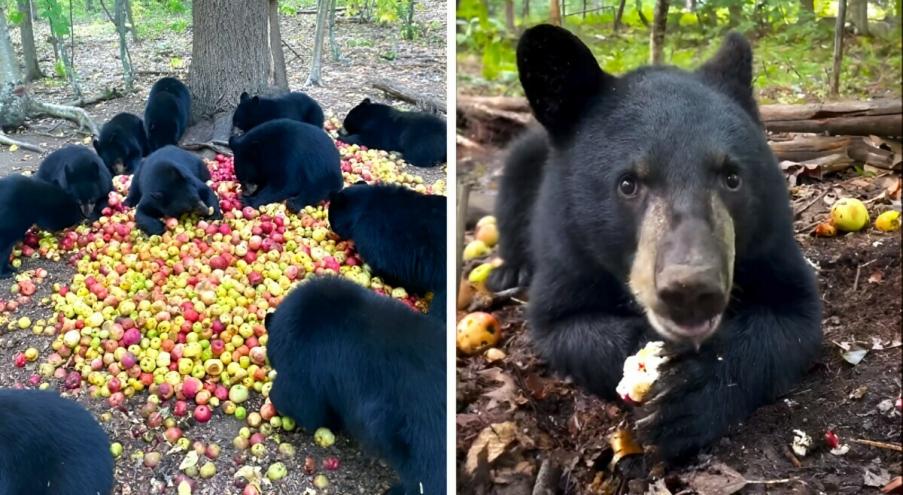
[135,207,166,236]
[636,301,822,461]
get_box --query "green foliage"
[53,59,67,77]
[37,0,70,37]
[456,0,517,80]
[279,0,316,16]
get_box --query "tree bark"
[505,0,515,31]
[328,0,343,60]
[850,0,869,34]
[636,0,649,26]
[831,0,847,96]
[17,0,42,81]
[268,0,288,90]
[101,0,134,91]
[190,0,271,121]
[125,0,138,42]
[614,0,627,31]
[549,0,561,25]
[370,78,446,113]
[799,0,814,12]
[650,0,670,64]
[306,0,329,86]
[522,0,530,19]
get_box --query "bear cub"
[0,175,83,278]
[266,277,446,495]
[491,25,822,460]
[124,145,222,235]
[36,144,112,220]
[229,119,342,212]
[144,77,191,151]
[93,112,149,175]
[328,182,446,319]
[0,389,113,495]
[232,91,325,131]
[340,98,446,168]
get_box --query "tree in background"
[15,0,43,81]
[850,0,869,34]
[650,0,669,64]
[307,0,330,86]
[189,0,278,121]
[549,0,561,25]
[268,0,289,90]
[831,0,848,96]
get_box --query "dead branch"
[0,131,44,152]
[370,79,446,114]
[27,98,98,135]
[849,438,903,452]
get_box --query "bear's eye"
[617,175,639,198]
[723,172,742,190]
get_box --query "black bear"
[124,145,222,235]
[36,145,112,221]
[93,112,149,175]
[232,91,325,131]
[0,175,83,278]
[490,25,822,460]
[328,183,446,301]
[266,277,446,495]
[144,77,190,152]
[340,98,446,168]
[0,389,113,495]
[229,119,342,212]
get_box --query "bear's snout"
[655,263,726,330]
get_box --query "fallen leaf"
[465,421,517,474]
[881,476,902,494]
[865,468,893,488]
[646,479,673,495]
[841,346,869,366]
[683,463,748,495]
[609,428,643,467]
[479,367,521,411]
[849,385,868,399]
[82,136,92,145]
[179,450,198,470]
[868,271,884,284]
[8,144,18,152]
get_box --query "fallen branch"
[849,438,903,452]
[532,459,561,495]
[370,79,446,114]
[181,141,232,156]
[0,131,44,152]
[28,98,99,135]
[64,87,124,107]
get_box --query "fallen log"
[369,79,445,114]
[456,96,903,137]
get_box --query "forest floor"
[455,104,903,493]
[0,3,446,494]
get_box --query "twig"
[782,445,802,468]
[281,39,304,64]
[532,459,561,495]
[852,263,862,292]
[0,132,44,152]
[794,188,830,218]
[849,438,903,452]
[456,181,471,289]
[747,478,798,485]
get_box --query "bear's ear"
[517,24,615,140]
[251,96,260,105]
[327,190,345,207]
[695,32,760,122]
[240,92,250,103]
[361,98,371,105]
[264,311,274,329]
[92,138,101,152]
[353,180,367,186]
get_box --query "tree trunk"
[549,0,561,25]
[614,0,626,31]
[113,0,134,91]
[505,0,515,31]
[328,0,343,60]
[650,0,670,64]
[799,0,814,12]
[125,0,138,42]
[86,0,94,11]
[850,0,869,34]
[306,0,328,86]
[402,0,416,40]
[636,0,649,27]
[17,0,42,81]
[268,0,288,90]
[190,0,271,121]
[831,0,847,96]
[728,3,742,26]
[522,0,530,19]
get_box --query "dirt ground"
[455,134,903,494]
[0,4,445,494]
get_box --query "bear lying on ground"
[144,77,190,152]
[490,25,822,460]
[232,91,325,131]
[328,183,446,309]
[124,145,221,235]
[36,145,112,220]
[93,112,149,175]
[229,119,342,212]
[0,389,113,495]
[0,175,83,278]
[340,98,446,168]
[266,277,446,495]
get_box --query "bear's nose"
[655,264,725,325]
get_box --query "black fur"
[232,91,325,131]
[124,145,221,235]
[340,98,446,168]
[0,175,83,278]
[229,119,342,212]
[266,277,446,495]
[144,77,190,151]
[0,389,113,495]
[36,145,112,221]
[328,183,446,299]
[93,112,149,175]
[494,25,822,460]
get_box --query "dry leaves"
[480,367,523,411]
[465,421,517,474]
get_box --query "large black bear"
[36,145,112,220]
[232,91,325,131]
[340,99,446,168]
[124,145,221,235]
[144,77,190,152]
[489,25,822,460]
[0,389,113,495]
[93,112,149,175]
[266,277,445,495]
[328,183,446,301]
[229,119,342,212]
[0,175,83,278]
